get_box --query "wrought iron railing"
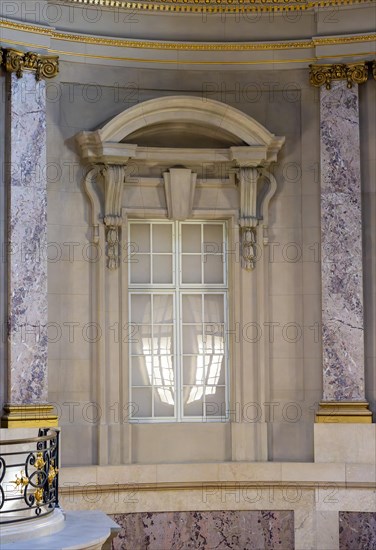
[0,428,59,525]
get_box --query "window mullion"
[176,221,181,422]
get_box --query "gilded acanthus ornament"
[309,63,368,90]
[34,452,46,470]
[11,471,29,492]
[2,48,59,81]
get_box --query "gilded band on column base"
[315,402,372,423]
[1,404,58,428]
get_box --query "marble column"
[310,63,372,422]
[0,49,59,427]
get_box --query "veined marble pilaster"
[1,55,59,427]
[316,77,371,422]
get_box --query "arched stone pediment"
[76,96,285,270]
[77,96,284,167]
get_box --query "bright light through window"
[129,221,228,421]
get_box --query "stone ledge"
[0,511,120,550]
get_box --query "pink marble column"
[317,78,371,422]
[1,51,58,427]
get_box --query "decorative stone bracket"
[102,165,126,270]
[237,167,277,270]
[0,48,59,80]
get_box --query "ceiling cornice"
[65,0,373,15]
[0,19,375,52]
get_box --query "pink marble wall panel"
[339,511,376,549]
[111,510,294,549]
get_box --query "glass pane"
[205,386,226,416]
[204,294,224,323]
[183,356,205,385]
[131,356,152,386]
[182,324,203,354]
[203,224,223,253]
[132,387,152,417]
[130,223,150,253]
[130,294,151,323]
[153,294,173,324]
[182,255,202,284]
[183,386,204,416]
[182,294,202,323]
[153,224,172,253]
[131,325,152,355]
[153,255,173,284]
[153,325,173,355]
[153,355,174,386]
[130,255,150,284]
[204,325,224,354]
[204,254,224,284]
[182,224,201,253]
[154,388,175,416]
[204,355,225,385]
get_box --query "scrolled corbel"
[237,167,261,270]
[236,166,279,269]
[101,165,126,270]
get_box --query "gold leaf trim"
[0,19,375,52]
[1,404,59,428]
[65,0,372,15]
[315,401,373,422]
[309,62,369,89]
[1,49,59,80]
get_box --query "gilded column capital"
[1,48,59,81]
[309,62,368,90]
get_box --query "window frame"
[127,219,230,423]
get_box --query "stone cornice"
[0,19,375,52]
[66,0,372,14]
[0,48,59,80]
[309,62,369,89]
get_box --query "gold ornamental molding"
[0,48,59,80]
[1,404,58,428]
[315,401,373,423]
[0,18,375,52]
[309,62,369,89]
[66,0,372,14]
